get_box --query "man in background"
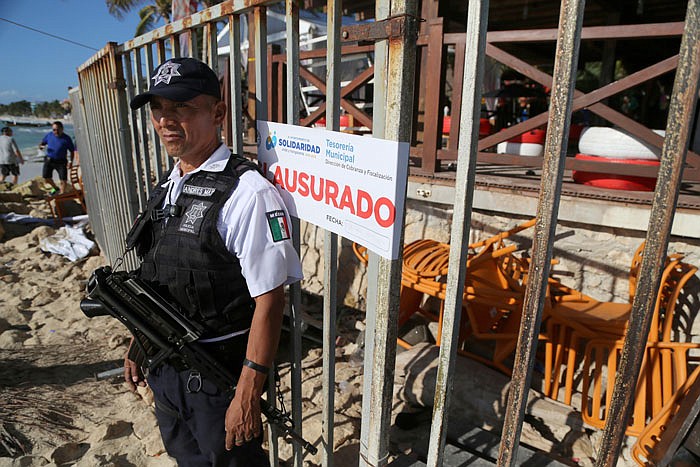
[39,121,74,193]
[0,127,24,186]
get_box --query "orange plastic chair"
[46,164,86,220]
[628,241,684,305]
[580,340,700,437]
[542,258,695,405]
[430,242,548,374]
[353,219,539,360]
[632,364,700,465]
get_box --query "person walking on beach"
[124,57,302,466]
[39,121,74,194]
[0,127,24,186]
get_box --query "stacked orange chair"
[543,246,687,404]
[632,364,700,465]
[542,249,699,437]
[353,218,541,374]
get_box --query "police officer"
[126,57,302,466]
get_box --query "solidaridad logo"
[266,131,278,150]
[262,130,321,155]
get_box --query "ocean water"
[4,123,75,184]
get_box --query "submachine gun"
[80,266,317,456]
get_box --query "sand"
[0,193,641,467]
[0,196,369,466]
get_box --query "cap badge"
[152,61,182,86]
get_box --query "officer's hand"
[224,373,263,449]
[124,340,146,392]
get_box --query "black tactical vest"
[126,154,260,337]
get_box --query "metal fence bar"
[360,0,389,459]
[360,2,418,467]
[122,51,147,211]
[497,0,585,464]
[426,0,489,464]
[77,47,140,269]
[285,1,303,466]
[171,34,181,58]
[189,26,199,59]
[157,39,167,63]
[251,7,280,465]
[144,44,165,179]
[98,47,138,269]
[207,21,218,71]
[85,56,121,262]
[133,47,154,200]
[595,0,700,463]
[229,14,244,156]
[119,0,281,53]
[322,1,341,465]
[69,86,103,240]
[77,59,104,244]
[108,46,142,266]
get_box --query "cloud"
[0,90,19,98]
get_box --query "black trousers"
[147,363,270,467]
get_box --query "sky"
[0,0,161,104]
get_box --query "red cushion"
[507,129,545,144]
[572,154,659,191]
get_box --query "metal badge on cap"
[152,61,182,86]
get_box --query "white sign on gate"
[257,121,409,260]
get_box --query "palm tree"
[105,0,223,36]
[135,0,173,36]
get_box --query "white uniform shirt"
[161,143,302,298]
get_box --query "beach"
[0,180,636,466]
[0,119,75,185]
[0,203,371,465]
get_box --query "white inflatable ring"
[578,127,664,160]
[497,141,543,157]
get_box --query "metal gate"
[74,0,700,465]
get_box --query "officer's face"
[149,95,226,163]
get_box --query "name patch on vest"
[182,185,216,197]
[266,210,291,242]
[179,201,212,234]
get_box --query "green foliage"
[0,100,68,118]
[0,100,32,116]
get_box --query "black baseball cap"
[130,57,221,110]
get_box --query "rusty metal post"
[595,1,700,464]
[497,0,585,465]
[322,1,341,465]
[229,14,244,156]
[132,47,154,197]
[206,21,218,72]
[143,44,165,179]
[252,8,279,465]
[360,0,389,459]
[359,1,418,467]
[285,1,304,466]
[426,0,489,464]
[122,51,147,210]
[171,34,181,58]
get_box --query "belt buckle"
[186,371,202,393]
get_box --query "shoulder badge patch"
[266,210,291,242]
